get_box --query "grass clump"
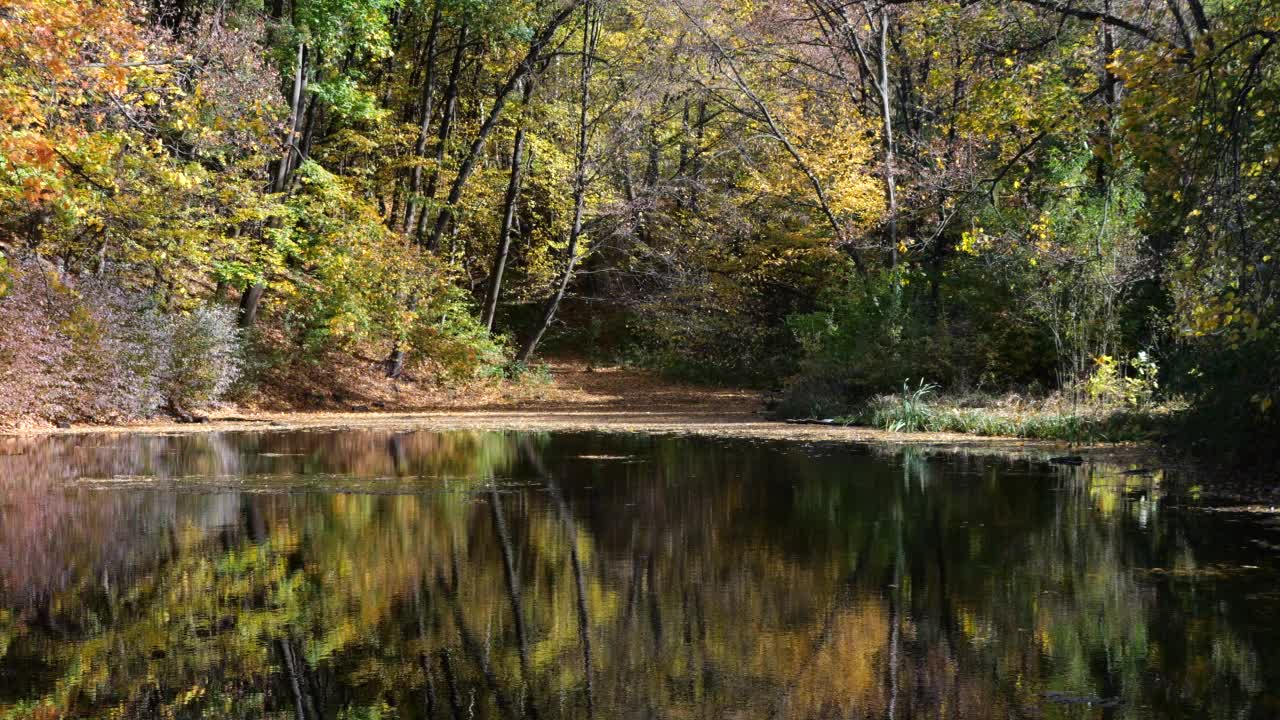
[836,379,1172,443]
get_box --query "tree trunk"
[416,22,468,247]
[385,4,445,374]
[550,478,596,718]
[481,78,535,332]
[403,0,442,236]
[296,92,319,170]
[517,2,596,363]
[691,99,706,209]
[424,0,583,252]
[239,40,307,329]
[274,42,308,194]
[489,481,534,684]
[878,12,899,270]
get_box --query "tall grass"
[868,379,938,432]
[840,382,1164,442]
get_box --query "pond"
[1,429,1278,719]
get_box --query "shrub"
[0,260,170,422]
[777,271,938,417]
[1124,351,1159,408]
[867,379,938,432]
[1084,354,1123,405]
[637,289,799,387]
[772,374,858,419]
[0,256,242,424]
[406,296,509,383]
[76,275,172,418]
[1084,351,1160,410]
[254,163,508,383]
[164,305,242,411]
[1167,336,1280,469]
[0,259,78,423]
[506,361,554,385]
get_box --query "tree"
[517,0,600,363]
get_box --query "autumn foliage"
[0,0,1276,463]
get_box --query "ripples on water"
[1,429,1278,719]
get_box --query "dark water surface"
[2,429,1279,719]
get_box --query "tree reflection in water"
[0,430,1276,719]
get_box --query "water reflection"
[1,430,1277,719]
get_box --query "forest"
[0,0,1277,466]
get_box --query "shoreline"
[4,360,1266,507]
[0,404,1155,460]
[7,406,1277,508]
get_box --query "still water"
[1,429,1278,719]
